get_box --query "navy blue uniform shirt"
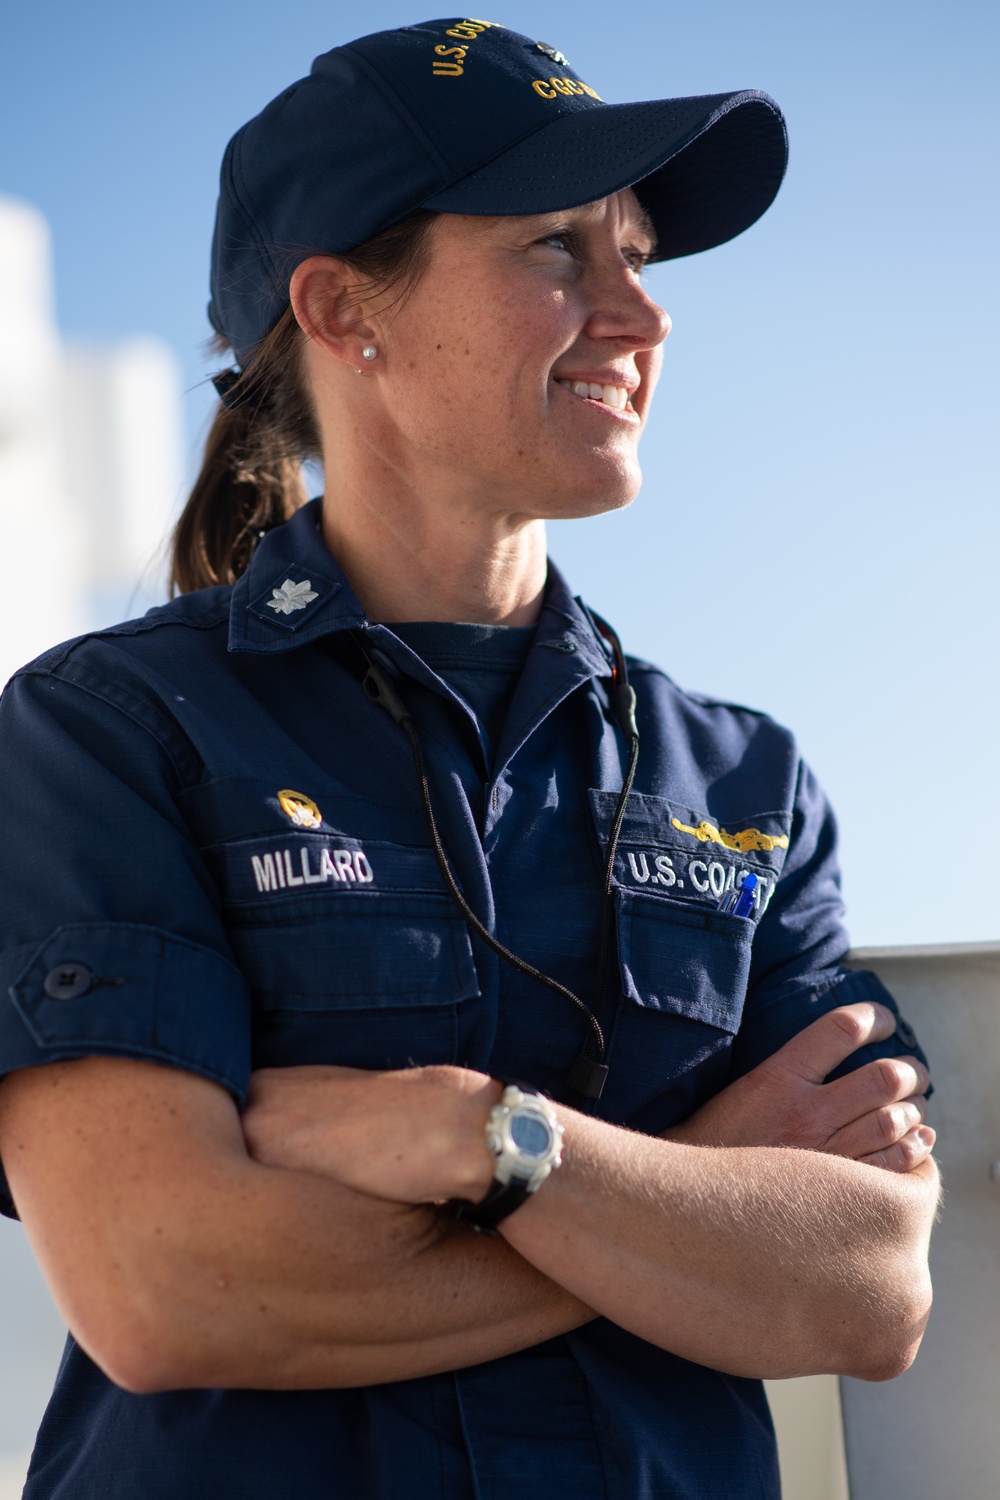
[0,501,925,1499]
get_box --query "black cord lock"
[567,1054,610,1101]
[362,663,411,727]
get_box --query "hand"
[243,1064,503,1205]
[663,1003,934,1173]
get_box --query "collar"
[228,499,367,652]
[227,497,612,679]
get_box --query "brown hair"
[170,210,438,594]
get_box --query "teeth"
[558,379,631,411]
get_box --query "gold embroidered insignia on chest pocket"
[671,817,789,854]
[277,789,323,829]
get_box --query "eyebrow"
[482,200,658,255]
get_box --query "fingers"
[824,1093,928,1161]
[770,1003,900,1084]
[819,1052,931,1134]
[859,1124,936,1174]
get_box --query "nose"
[584,265,672,353]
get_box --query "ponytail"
[170,210,438,595]
[170,311,315,594]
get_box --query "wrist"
[429,1068,502,1202]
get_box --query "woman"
[0,18,936,1500]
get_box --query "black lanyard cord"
[594,727,640,1024]
[590,617,641,1043]
[354,629,638,1105]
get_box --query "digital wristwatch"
[452,1082,564,1234]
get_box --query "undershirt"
[391,621,535,755]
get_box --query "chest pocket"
[618,893,751,1030]
[181,779,480,1071]
[589,790,790,1127]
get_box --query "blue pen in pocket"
[719,871,758,918]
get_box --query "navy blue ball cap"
[210,18,788,366]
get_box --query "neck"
[318,455,548,628]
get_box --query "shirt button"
[895,1016,918,1050]
[43,963,94,1001]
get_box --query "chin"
[551,490,636,522]
[536,460,642,521]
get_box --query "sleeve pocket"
[5,922,251,1100]
[618,894,753,1035]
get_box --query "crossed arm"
[0,1002,938,1395]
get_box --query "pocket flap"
[590,789,791,916]
[235,897,481,1012]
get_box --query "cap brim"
[422,90,787,260]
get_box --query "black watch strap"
[452,1176,533,1236]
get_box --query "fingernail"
[918,1127,935,1148]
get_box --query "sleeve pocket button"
[895,1015,918,1049]
[43,963,94,1001]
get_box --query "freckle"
[258,1303,269,1314]
[463,347,470,356]
[408,360,416,369]
[436,343,442,350]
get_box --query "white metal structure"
[840,944,1000,1498]
[61,338,184,621]
[768,943,1000,1499]
[0,195,183,694]
[0,198,88,689]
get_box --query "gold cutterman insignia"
[277,789,323,830]
[670,817,789,854]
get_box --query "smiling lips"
[556,378,633,412]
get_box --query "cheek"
[392,328,533,437]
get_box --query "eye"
[623,245,652,274]
[538,230,574,254]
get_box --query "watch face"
[509,1110,552,1159]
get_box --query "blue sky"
[3,0,997,945]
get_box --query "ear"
[289,256,377,373]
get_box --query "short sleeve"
[731,758,929,1083]
[0,659,251,1218]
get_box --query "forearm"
[0,1060,591,1394]
[136,1163,592,1391]
[239,1050,937,1384]
[500,1112,938,1380]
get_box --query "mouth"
[555,378,637,417]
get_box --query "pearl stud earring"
[361,344,378,361]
